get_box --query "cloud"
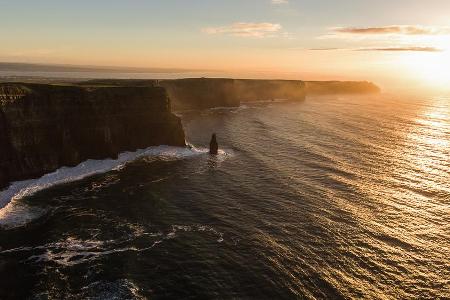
[333,25,450,36]
[315,25,448,53]
[202,22,282,38]
[309,47,343,51]
[271,0,289,4]
[309,46,441,52]
[356,46,441,52]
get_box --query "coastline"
[0,77,379,197]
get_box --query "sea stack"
[209,133,219,155]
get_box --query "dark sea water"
[0,94,449,299]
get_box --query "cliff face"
[161,78,306,110]
[0,83,185,189]
[160,78,240,110]
[235,80,306,102]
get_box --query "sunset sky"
[1,0,449,91]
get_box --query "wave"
[1,223,224,267]
[0,145,208,229]
[33,278,146,300]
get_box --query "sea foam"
[0,145,207,229]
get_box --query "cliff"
[161,78,306,110]
[234,79,306,102]
[160,78,240,110]
[305,81,380,95]
[0,83,185,189]
[45,79,380,111]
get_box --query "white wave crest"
[0,145,208,229]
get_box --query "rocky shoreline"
[0,78,379,189]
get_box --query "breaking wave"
[0,145,209,229]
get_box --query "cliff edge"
[0,83,185,189]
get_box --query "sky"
[1,0,450,91]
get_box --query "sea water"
[0,94,449,299]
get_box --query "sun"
[400,51,450,91]
[398,37,450,91]
[414,52,450,89]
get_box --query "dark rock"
[0,83,185,189]
[209,133,218,155]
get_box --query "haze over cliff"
[305,81,380,95]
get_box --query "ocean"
[0,94,449,299]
